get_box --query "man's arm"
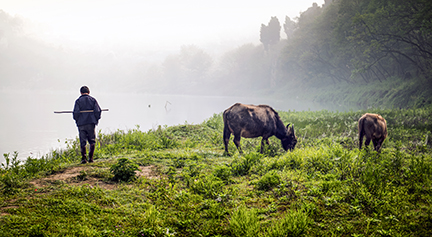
[94,100,102,121]
[73,100,81,121]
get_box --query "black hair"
[80,86,90,94]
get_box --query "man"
[73,86,101,164]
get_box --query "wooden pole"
[54,109,109,114]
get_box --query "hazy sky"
[2,0,324,49]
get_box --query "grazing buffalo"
[223,103,297,155]
[358,113,387,151]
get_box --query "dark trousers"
[78,124,96,148]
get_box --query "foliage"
[277,0,432,109]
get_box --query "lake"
[0,90,338,164]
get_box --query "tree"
[283,16,297,39]
[335,0,432,81]
[179,45,213,84]
[260,17,281,51]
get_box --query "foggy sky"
[2,0,324,51]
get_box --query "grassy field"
[1,108,431,236]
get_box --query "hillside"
[1,108,431,236]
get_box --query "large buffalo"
[358,113,387,151]
[223,103,297,155]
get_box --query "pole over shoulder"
[54,109,109,114]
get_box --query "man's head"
[80,86,90,94]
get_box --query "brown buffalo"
[358,113,387,151]
[223,103,297,155]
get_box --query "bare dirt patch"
[29,165,158,190]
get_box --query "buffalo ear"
[291,124,295,136]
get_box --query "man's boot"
[89,144,95,163]
[80,146,87,164]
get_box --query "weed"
[230,152,262,176]
[256,170,280,191]
[265,209,310,237]
[213,165,232,183]
[229,205,260,237]
[110,158,139,182]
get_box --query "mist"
[1,0,332,161]
[1,0,325,94]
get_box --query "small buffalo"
[223,103,297,155]
[358,113,387,151]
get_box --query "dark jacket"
[73,94,101,126]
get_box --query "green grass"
[1,108,431,236]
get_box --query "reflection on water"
[0,89,346,163]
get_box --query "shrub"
[110,158,139,182]
[0,172,25,195]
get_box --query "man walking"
[73,86,101,164]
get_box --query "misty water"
[0,90,342,164]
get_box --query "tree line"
[151,0,432,95]
[262,0,432,88]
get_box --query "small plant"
[266,209,310,237]
[230,152,262,176]
[256,170,280,191]
[2,152,21,173]
[213,165,232,183]
[229,205,260,237]
[110,158,139,182]
[77,170,88,181]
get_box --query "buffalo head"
[281,124,297,151]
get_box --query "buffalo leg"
[364,137,371,149]
[372,139,378,151]
[223,126,231,154]
[359,132,364,150]
[374,137,385,151]
[233,134,242,154]
[260,138,270,153]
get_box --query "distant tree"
[260,17,281,51]
[283,16,296,39]
[179,45,213,83]
[217,44,267,90]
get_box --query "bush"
[0,172,26,195]
[110,158,139,182]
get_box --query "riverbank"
[1,108,431,236]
